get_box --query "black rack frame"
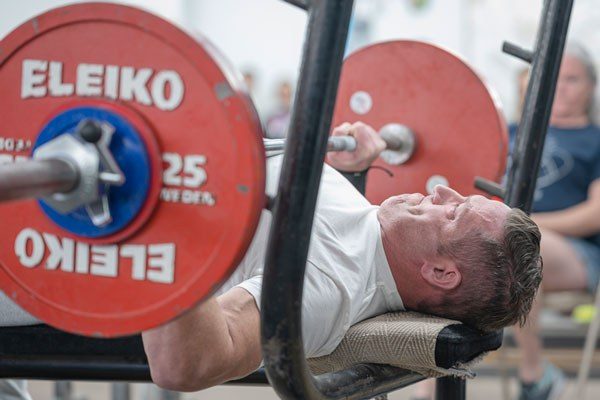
[260,0,575,400]
[0,1,575,400]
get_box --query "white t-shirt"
[216,155,404,358]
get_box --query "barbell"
[0,3,507,337]
[0,123,415,207]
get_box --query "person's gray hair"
[564,42,597,86]
[564,42,598,121]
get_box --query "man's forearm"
[533,201,600,237]
[533,179,600,238]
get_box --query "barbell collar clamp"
[79,119,126,187]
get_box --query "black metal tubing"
[474,176,505,199]
[313,366,425,399]
[436,377,466,400]
[0,358,267,385]
[504,0,574,212]
[227,370,270,385]
[261,0,421,399]
[502,42,534,64]
[233,367,425,392]
[280,0,309,11]
[0,360,151,381]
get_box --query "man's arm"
[532,178,600,237]
[142,121,383,391]
[142,288,261,391]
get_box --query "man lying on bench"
[142,122,543,391]
[0,122,543,395]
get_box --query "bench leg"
[111,383,130,400]
[54,381,73,400]
[435,376,466,400]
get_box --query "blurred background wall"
[2,0,598,125]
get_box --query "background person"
[265,80,293,139]
[510,43,600,400]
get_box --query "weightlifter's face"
[378,185,509,259]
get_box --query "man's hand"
[326,122,386,172]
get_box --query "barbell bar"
[0,123,416,209]
[265,123,416,163]
[0,120,125,219]
[0,158,78,203]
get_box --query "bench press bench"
[0,313,502,397]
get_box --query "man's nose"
[433,185,464,203]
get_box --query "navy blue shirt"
[508,123,600,246]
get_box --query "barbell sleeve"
[0,159,79,203]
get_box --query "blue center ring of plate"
[33,106,151,238]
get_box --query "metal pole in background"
[503,0,575,211]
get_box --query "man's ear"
[420,259,462,291]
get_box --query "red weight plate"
[333,41,508,204]
[0,3,265,337]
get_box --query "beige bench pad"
[308,311,480,378]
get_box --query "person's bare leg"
[514,228,588,382]
[514,287,545,382]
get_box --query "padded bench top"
[0,312,502,380]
